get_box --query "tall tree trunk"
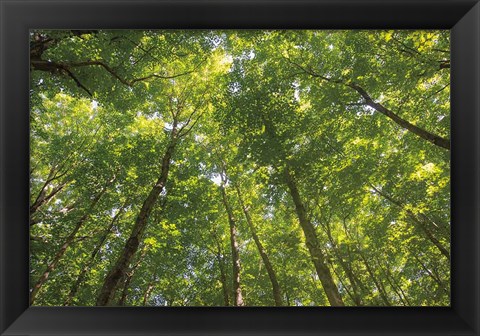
[117,246,148,306]
[260,115,343,306]
[212,230,230,306]
[371,186,450,261]
[283,168,344,306]
[234,183,283,306]
[372,255,410,306]
[142,273,157,306]
[357,251,391,306]
[96,125,178,306]
[63,202,127,305]
[117,272,133,306]
[219,177,245,306]
[322,221,362,305]
[412,254,448,294]
[30,183,109,304]
[117,271,133,306]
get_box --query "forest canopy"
[29,30,450,306]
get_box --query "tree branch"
[284,56,450,150]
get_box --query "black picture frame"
[1,0,479,335]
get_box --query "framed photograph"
[1,0,479,335]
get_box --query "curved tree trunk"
[30,183,110,305]
[260,115,343,306]
[322,221,363,305]
[212,230,230,306]
[116,245,148,306]
[283,167,344,306]
[371,186,450,261]
[63,202,127,305]
[219,176,245,306]
[347,82,450,150]
[234,183,283,306]
[96,125,178,306]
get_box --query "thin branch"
[67,60,195,86]
[61,67,93,96]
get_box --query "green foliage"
[30,29,450,306]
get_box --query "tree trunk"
[142,273,157,306]
[63,203,126,305]
[322,221,362,305]
[412,254,448,294]
[117,272,133,306]
[117,247,148,306]
[219,178,245,306]
[347,82,450,150]
[234,183,283,306]
[358,251,391,306]
[96,126,178,306]
[372,186,450,261]
[283,168,344,306]
[30,184,109,304]
[218,256,230,306]
[260,115,342,306]
[212,230,230,306]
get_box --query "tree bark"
[212,230,230,306]
[117,272,133,306]
[347,83,450,150]
[30,184,109,305]
[234,183,283,306]
[322,221,362,305]
[142,273,157,306]
[117,246,148,306]
[219,177,245,306]
[358,250,391,306]
[412,254,448,294]
[63,203,127,305]
[260,114,343,306]
[371,186,450,261]
[283,168,344,306]
[96,125,178,306]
